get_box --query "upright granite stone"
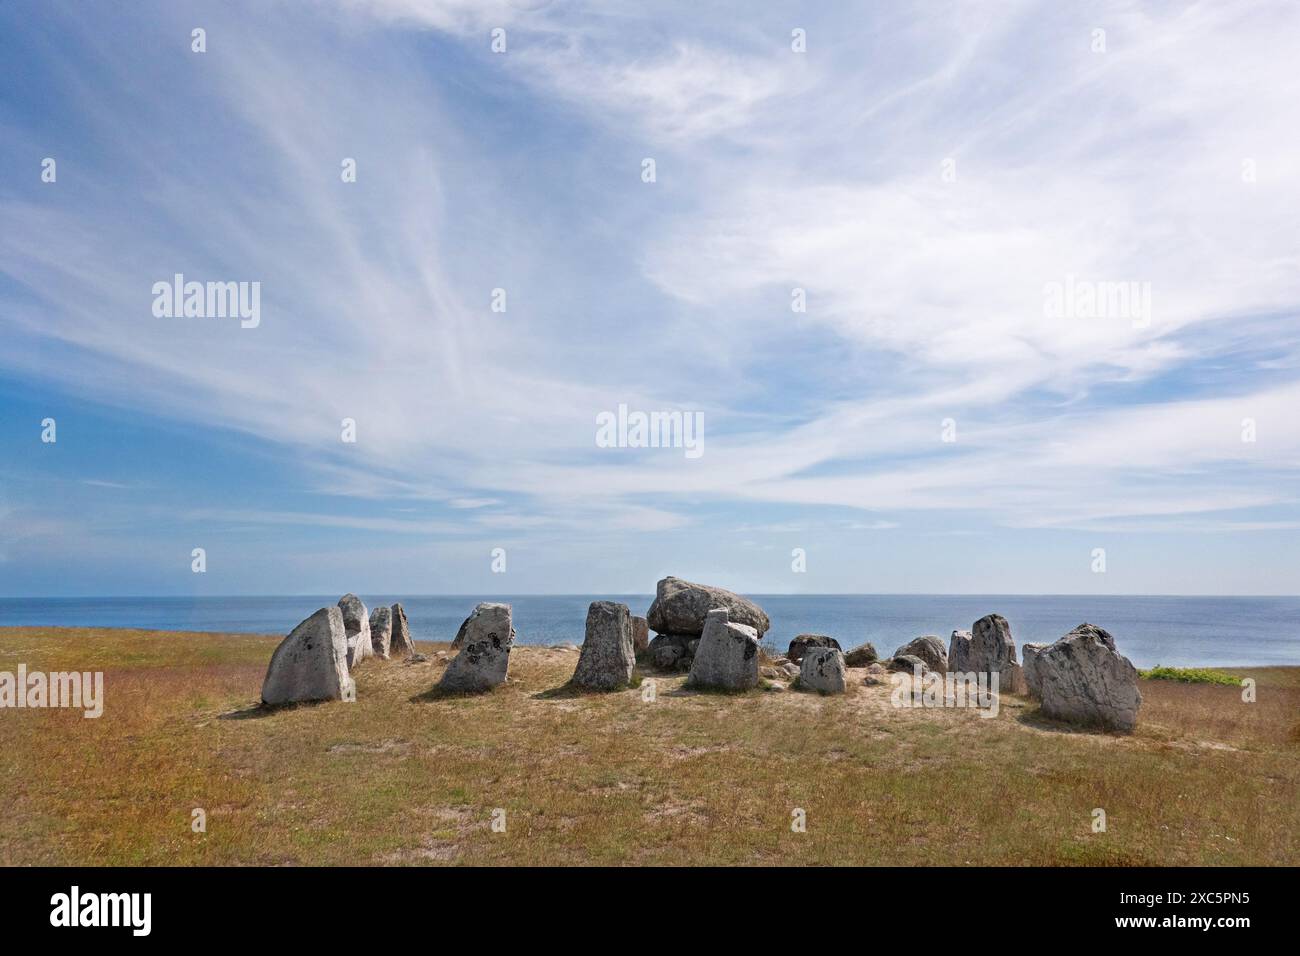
[571,601,636,690]
[261,607,355,705]
[1031,623,1141,732]
[647,576,770,638]
[799,646,846,694]
[843,642,878,667]
[389,603,415,658]
[950,615,1018,688]
[369,605,393,659]
[338,593,372,669]
[891,635,948,674]
[451,602,514,649]
[686,608,760,691]
[787,634,841,663]
[1022,642,1048,698]
[437,603,514,693]
[630,616,650,654]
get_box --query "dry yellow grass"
[1,626,1296,865]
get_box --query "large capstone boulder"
[843,642,878,667]
[389,603,415,657]
[369,605,392,659]
[646,576,770,638]
[338,593,372,668]
[1022,642,1048,698]
[892,635,947,673]
[949,615,1018,687]
[1031,623,1141,732]
[571,601,636,691]
[787,634,841,663]
[630,616,650,654]
[262,607,356,705]
[686,608,760,691]
[799,647,846,694]
[436,603,514,694]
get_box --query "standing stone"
[891,635,948,673]
[686,608,760,691]
[437,603,514,693]
[1030,623,1141,732]
[949,615,1018,687]
[799,647,846,694]
[646,576,770,638]
[261,607,355,705]
[1022,642,1047,698]
[369,605,393,659]
[571,601,636,690]
[630,616,650,654]
[452,602,514,649]
[787,634,841,663]
[389,603,415,658]
[338,593,372,668]
[843,642,878,667]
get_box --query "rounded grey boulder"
[788,633,841,663]
[646,576,770,638]
[891,635,947,674]
[799,647,846,694]
[571,601,636,690]
[261,607,356,705]
[843,642,878,667]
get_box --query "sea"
[1,594,1297,668]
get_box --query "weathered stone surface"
[572,601,636,690]
[686,608,760,690]
[863,662,888,685]
[1022,642,1047,697]
[261,607,355,705]
[389,603,415,658]
[630,616,650,654]
[436,603,514,694]
[949,615,1018,685]
[892,635,947,673]
[338,593,372,669]
[799,647,846,694]
[1031,623,1141,732]
[646,632,694,671]
[886,654,928,675]
[646,576,770,638]
[368,605,392,659]
[787,633,841,663]
[843,642,878,667]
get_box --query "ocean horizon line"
[4,592,1300,600]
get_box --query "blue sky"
[2,0,1299,596]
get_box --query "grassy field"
[1,626,1297,866]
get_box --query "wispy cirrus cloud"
[1,0,1299,594]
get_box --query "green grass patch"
[1139,665,1241,686]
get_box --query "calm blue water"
[1,594,1297,668]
